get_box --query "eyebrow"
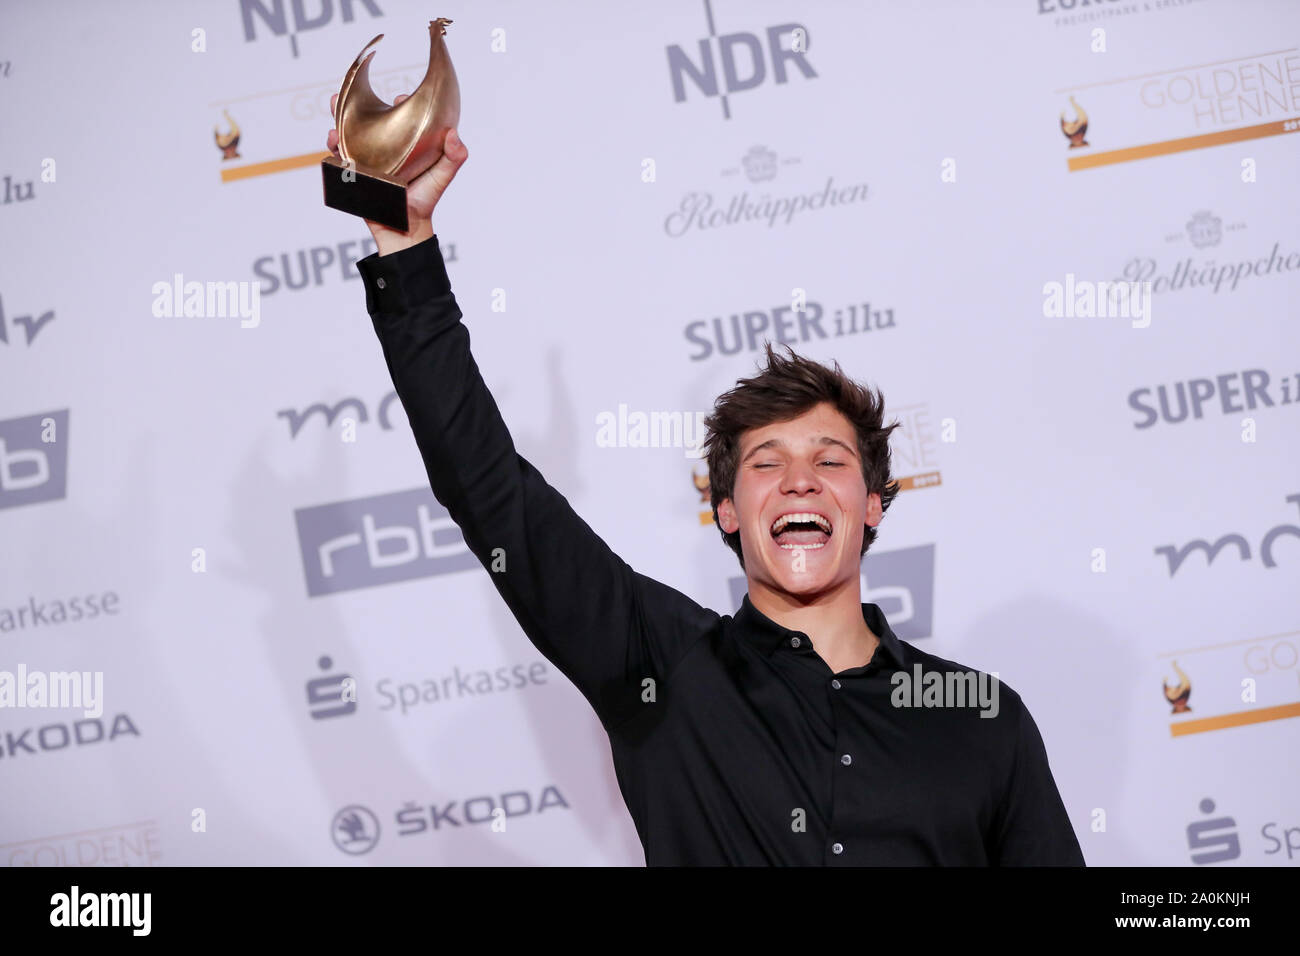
[741,435,859,464]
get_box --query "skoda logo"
[331,805,381,855]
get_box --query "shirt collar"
[734,592,907,670]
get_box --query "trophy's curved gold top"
[334,18,460,182]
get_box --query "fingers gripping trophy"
[322,17,469,256]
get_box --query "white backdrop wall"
[1,0,1297,866]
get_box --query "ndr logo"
[0,410,69,511]
[295,487,479,596]
[667,1,816,119]
[728,543,936,642]
[239,0,383,58]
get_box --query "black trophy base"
[321,155,409,232]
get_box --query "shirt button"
[831,679,841,689]
[376,277,387,289]
[832,843,844,855]
[840,754,852,766]
[790,637,801,648]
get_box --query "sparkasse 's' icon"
[1187,798,1240,865]
[307,656,356,719]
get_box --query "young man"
[330,108,1084,866]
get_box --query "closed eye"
[754,461,845,469]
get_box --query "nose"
[780,458,821,496]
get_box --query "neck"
[748,575,879,673]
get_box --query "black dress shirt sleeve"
[988,689,1086,866]
[356,236,716,730]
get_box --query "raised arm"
[329,107,716,728]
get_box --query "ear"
[865,491,883,527]
[718,498,739,534]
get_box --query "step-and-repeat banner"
[2,0,1297,865]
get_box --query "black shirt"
[357,236,1085,867]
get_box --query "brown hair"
[701,343,901,570]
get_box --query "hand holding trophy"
[322,17,468,255]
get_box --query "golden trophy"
[321,18,460,231]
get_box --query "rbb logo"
[667,9,816,119]
[0,410,68,510]
[295,487,480,596]
[240,0,384,58]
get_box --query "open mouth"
[770,512,833,550]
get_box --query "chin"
[770,565,835,594]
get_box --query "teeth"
[770,512,832,535]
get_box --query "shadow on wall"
[233,343,640,865]
[956,593,1147,866]
[482,345,646,865]
[226,395,550,865]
